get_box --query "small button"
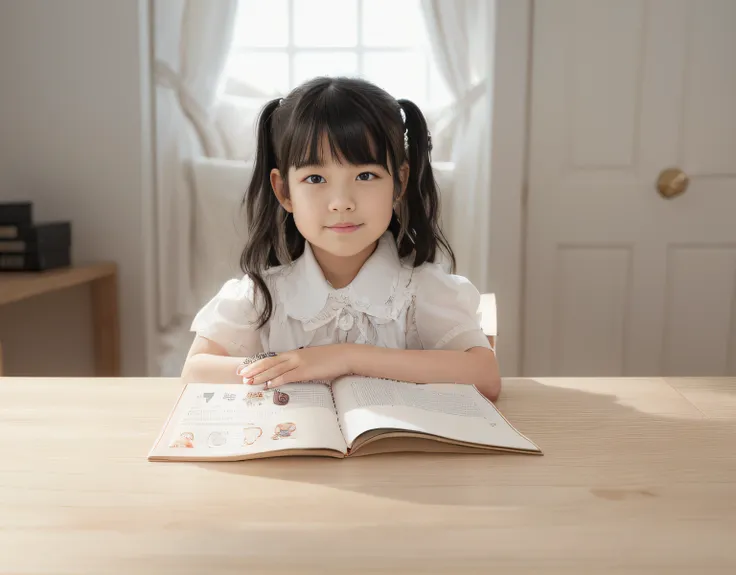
[338,313,354,331]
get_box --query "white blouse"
[190,232,492,356]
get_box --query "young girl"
[182,76,501,401]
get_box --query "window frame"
[227,0,435,104]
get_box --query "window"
[223,0,452,112]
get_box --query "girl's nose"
[328,190,356,212]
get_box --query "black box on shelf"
[0,222,71,251]
[0,201,33,226]
[0,203,72,272]
[0,249,71,271]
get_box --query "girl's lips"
[327,223,362,233]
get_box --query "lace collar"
[278,232,409,323]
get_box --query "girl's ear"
[270,168,292,212]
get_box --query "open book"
[148,377,542,461]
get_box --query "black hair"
[240,76,455,327]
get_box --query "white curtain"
[420,0,492,292]
[153,0,238,330]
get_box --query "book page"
[332,377,539,453]
[149,382,346,459]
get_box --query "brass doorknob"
[657,167,689,199]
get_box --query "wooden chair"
[479,293,497,353]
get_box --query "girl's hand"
[237,345,352,388]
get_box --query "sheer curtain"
[153,0,238,330]
[420,0,492,292]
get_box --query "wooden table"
[1,376,734,574]
[0,263,120,376]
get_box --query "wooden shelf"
[0,263,120,376]
[0,263,117,306]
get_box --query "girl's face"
[271,143,408,259]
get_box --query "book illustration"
[272,422,296,440]
[244,391,265,407]
[169,431,194,448]
[243,426,263,446]
[280,385,332,409]
[243,384,330,409]
[194,392,215,405]
[207,431,228,447]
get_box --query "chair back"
[479,293,497,351]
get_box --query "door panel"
[524,0,736,377]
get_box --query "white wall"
[0,0,154,376]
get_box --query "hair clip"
[238,351,277,375]
[427,131,433,152]
[278,98,284,106]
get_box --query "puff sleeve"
[412,264,492,351]
[190,276,264,357]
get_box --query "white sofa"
[190,156,253,306]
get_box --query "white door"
[523,0,736,377]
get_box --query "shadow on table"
[193,377,736,507]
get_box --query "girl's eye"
[357,172,378,181]
[304,175,326,184]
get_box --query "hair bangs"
[284,89,399,174]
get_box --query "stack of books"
[0,202,71,271]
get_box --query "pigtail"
[397,98,456,272]
[240,97,282,328]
